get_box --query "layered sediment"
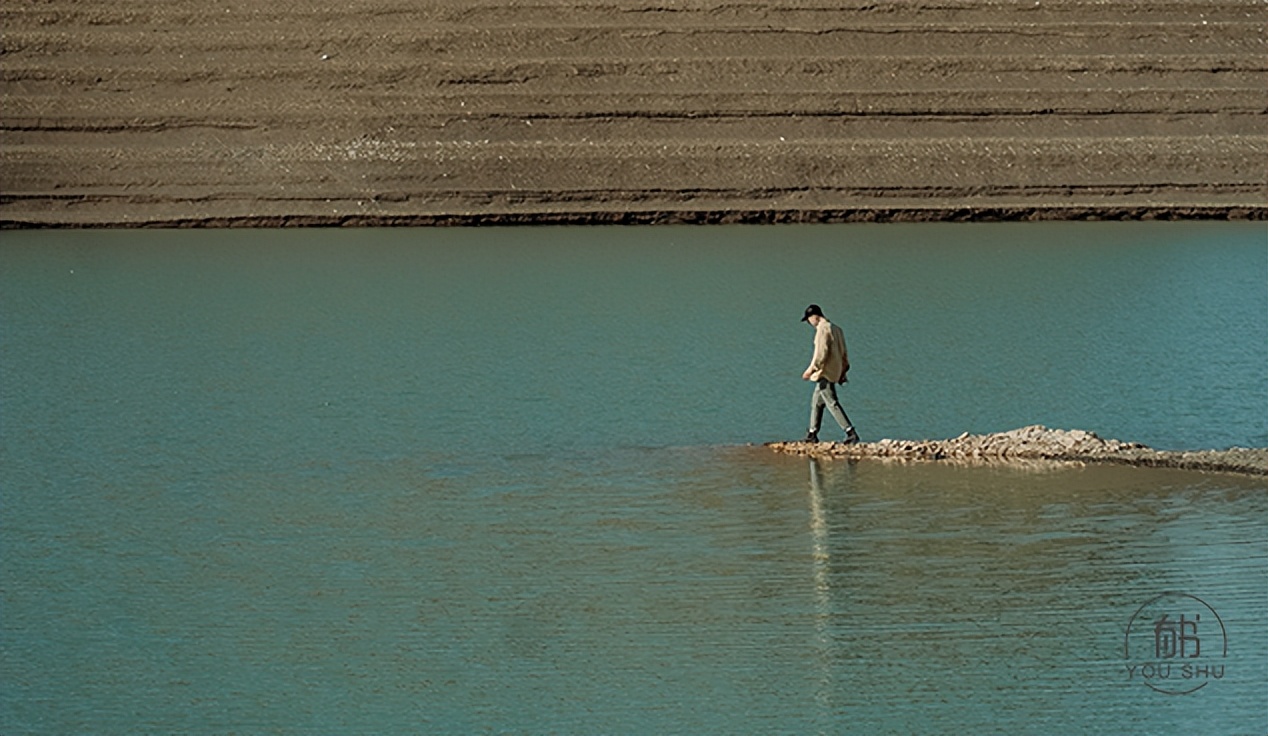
[3,0,1266,227]
[767,425,1268,476]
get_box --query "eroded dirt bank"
[3,0,1266,227]
[767,425,1268,476]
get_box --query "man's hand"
[802,368,813,381]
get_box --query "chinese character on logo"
[1153,613,1201,658]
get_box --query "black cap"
[801,304,823,322]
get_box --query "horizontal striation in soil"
[2,0,1266,226]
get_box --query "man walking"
[800,304,860,444]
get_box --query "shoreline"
[767,425,1268,477]
[4,0,1265,228]
[3,205,1264,230]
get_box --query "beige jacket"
[807,319,849,382]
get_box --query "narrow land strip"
[767,425,1268,476]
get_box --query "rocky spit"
[767,425,1268,477]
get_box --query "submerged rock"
[767,425,1268,476]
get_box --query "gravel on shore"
[767,425,1268,476]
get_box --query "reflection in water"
[808,458,834,720]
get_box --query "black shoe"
[843,429,860,445]
[803,431,819,443]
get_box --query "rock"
[766,427,1268,476]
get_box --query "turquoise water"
[2,223,1266,733]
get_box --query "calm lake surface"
[2,223,1266,734]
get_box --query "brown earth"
[767,425,1268,476]
[2,0,1266,227]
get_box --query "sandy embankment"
[768,425,1268,476]
[2,0,1266,226]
